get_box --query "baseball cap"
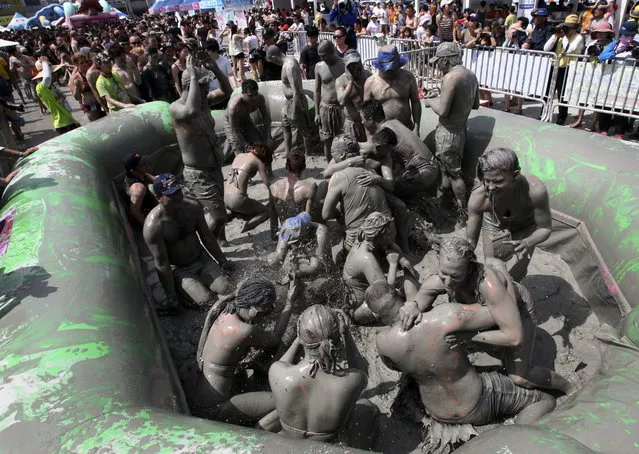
[123,153,149,173]
[619,20,638,36]
[153,173,183,196]
[532,7,550,16]
[429,42,460,63]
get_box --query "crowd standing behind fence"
[0,0,636,151]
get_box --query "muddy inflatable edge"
[0,95,638,452]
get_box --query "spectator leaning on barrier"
[543,14,585,125]
[523,8,554,50]
[596,20,638,138]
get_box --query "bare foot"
[569,120,582,128]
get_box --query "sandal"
[515,110,523,115]
[503,108,510,113]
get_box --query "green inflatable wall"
[0,96,638,453]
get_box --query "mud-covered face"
[347,61,363,77]
[439,255,469,291]
[482,169,516,196]
[159,188,184,208]
[241,88,260,108]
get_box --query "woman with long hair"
[171,42,189,97]
[230,24,246,83]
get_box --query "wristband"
[18,151,23,157]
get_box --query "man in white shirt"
[289,15,305,31]
[205,39,235,96]
[379,2,390,35]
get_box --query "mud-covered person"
[336,50,371,142]
[343,212,419,324]
[467,148,552,281]
[364,45,421,136]
[143,174,233,314]
[321,135,396,253]
[399,237,574,394]
[223,79,273,161]
[122,152,156,227]
[265,45,312,155]
[192,277,300,426]
[267,211,330,281]
[359,99,440,199]
[265,304,379,449]
[314,40,345,162]
[425,42,479,229]
[224,143,273,234]
[369,280,556,452]
[169,55,233,244]
[269,149,317,234]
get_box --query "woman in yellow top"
[94,51,144,113]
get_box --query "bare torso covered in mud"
[336,69,371,124]
[432,65,479,132]
[226,152,270,196]
[364,68,420,132]
[270,177,316,222]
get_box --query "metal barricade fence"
[285,30,307,58]
[461,47,558,121]
[554,54,639,121]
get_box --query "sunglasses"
[334,34,345,38]
[131,41,141,44]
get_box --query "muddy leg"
[217,391,276,426]
[514,392,555,424]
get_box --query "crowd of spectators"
[0,0,635,156]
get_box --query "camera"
[192,47,210,63]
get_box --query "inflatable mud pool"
[1,81,639,453]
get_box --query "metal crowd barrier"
[555,54,639,121]
[462,47,558,121]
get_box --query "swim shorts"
[435,123,466,175]
[318,102,344,141]
[183,165,226,219]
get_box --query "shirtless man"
[269,149,317,236]
[267,211,329,280]
[314,40,345,162]
[364,45,421,137]
[336,50,371,142]
[224,144,273,234]
[109,43,142,101]
[86,51,109,113]
[224,79,273,160]
[143,174,232,314]
[399,237,574,394]
[369,280,555,451]
[360,99,439,198]
[267,304,379,448]
[122,152,156,226]
[425,42,480,230]
[193,277,298,425]
[467,148,551,281]
[265,45,312,155]
[169,55,233,244]
[343,211,419,324]
[322,135,396,252]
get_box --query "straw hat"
[560,14,580,28]
[32,63,67,80]
[630,5,639,19]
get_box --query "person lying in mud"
[369,280,556,451]
[224,143,274,234]
[267,211,329,280]
[143,174,233,314]
[399,237,575,394]
[192,277,300,426]
[467,148,552,281]
[268,149,317,237]
[359,99,440,199]
[343,211,419,324]
[264,304,379,449]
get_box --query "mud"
[140,154,606,453]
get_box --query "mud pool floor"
[138,154,611,453]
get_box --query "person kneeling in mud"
[267,211,330,280]
[399,237,575,395]
[268,149,317,237]
[224,143,273,234]
[192,276,300,425]
[143,174,233,314]
[264,304,379,449]
[369,280,555,452]
[343,211,419,324]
